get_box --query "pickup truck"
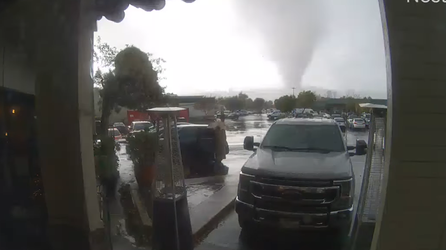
[235,118,367,237]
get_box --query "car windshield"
[133,122,153,131]
[334,118,344,122]
[108,129,121,137]
[354,119,364,123]
[261,124,345,152]
[114,122,125,127]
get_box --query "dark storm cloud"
[232,0,327,90]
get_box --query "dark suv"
[159,124,229,176]
[236,118,366,236]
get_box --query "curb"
[192,197,236,245]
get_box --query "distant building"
[171,96,216,122]
[312,98,387,112]
[93,91,215,124]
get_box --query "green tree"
[238,92,249,100]
[253,98,266,112]
[341,96,357,112]
[245,98,254,110]
[274,95,296,112]
[218,94,246,111]
[94,39,165,136]
[194,97,216,115]
[296,90,317,108]
[264,100,274,109]
[163,93,179,106]
[94,37,166,88]
[226,96,245,111]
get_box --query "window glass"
[178,127,197,144]
[261,124,344,152]
[133,122,153,131]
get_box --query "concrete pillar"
[372,1,446,250]
[33,0,107,249]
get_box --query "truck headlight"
[333,178,354,210]
[238,172,254,204]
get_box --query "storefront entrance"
[0,87,49,249]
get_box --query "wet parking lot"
[198,115,369,250]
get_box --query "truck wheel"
[330,227,350,248]
[238,216,253,230]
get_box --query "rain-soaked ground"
[110,115,274,249]
[111,114,369,249]
[197,115,370,250]
[116,114,367,213]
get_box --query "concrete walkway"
[109,147,241,250]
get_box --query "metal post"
[351,110,376,250]
[351,104,387,250]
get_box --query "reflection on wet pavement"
[187,181,225,208]
[197,212,349,250]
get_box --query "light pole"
[292,87,295,97]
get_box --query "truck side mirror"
[243,136,254,151]
[347,145,355,151]
[356,140,367,155]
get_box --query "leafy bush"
[94,136,119,181]
[127,131,158,187]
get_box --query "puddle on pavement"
[186,181,224,208]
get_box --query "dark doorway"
[0,87,49,249]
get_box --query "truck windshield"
[108,129,121,137]
[261,124,345,152]
[133,123,153,131]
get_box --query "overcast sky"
[96,0,386,100]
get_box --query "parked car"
[227,112,240,121]
[362,113,371,129]
[129,121,154,134]
[113,122,129,136]
[349,118,366,130]
[334,117,346,133]
[235,118,367,237]
[108,128,125,143]
[267,110,282,120]
[347,115,359,124]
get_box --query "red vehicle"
[127,109,190,125]
[127,110,150,125]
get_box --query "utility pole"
[292,87,295,97]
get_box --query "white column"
[373,1,446,250]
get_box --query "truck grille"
[250,178,340,213]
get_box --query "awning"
[359,103,387,109]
